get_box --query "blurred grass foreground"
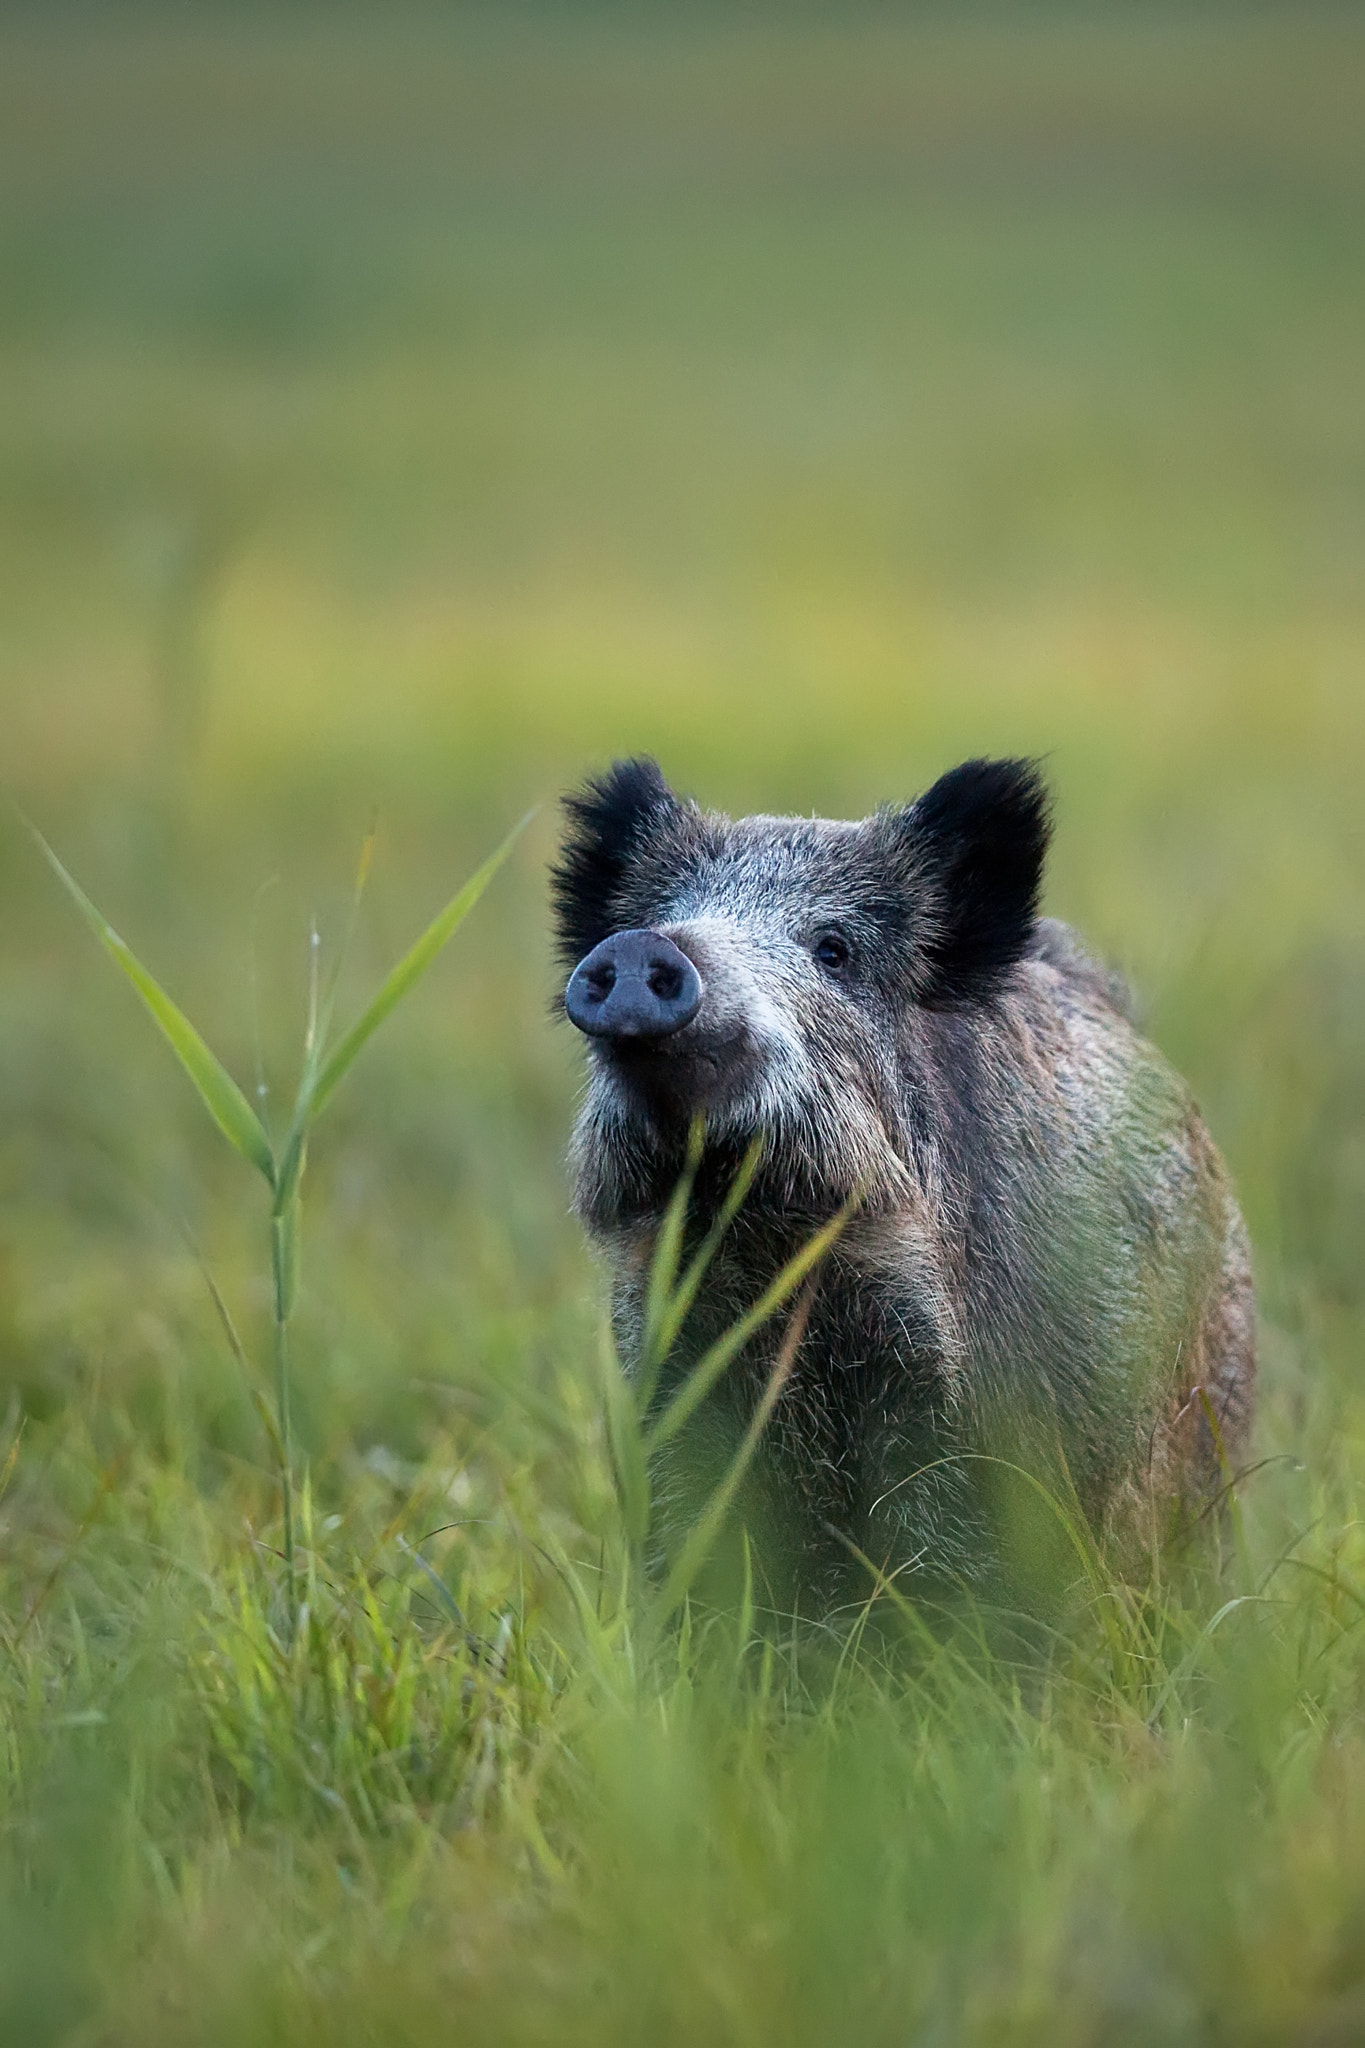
[1,5,1364,2042]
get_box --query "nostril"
[565,928,703,1040]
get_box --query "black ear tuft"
[909,757,1051,1003]
[551,757,678,968]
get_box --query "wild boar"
[554,756,1254,1618]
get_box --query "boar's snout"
[564,928,704,1042]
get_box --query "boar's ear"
[906,757,1050,1003]
[551,756,679,967]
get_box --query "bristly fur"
[904,756,1051,1005]
[553,755,1254,1619]
[550,757,679,968]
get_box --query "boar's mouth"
[597,1025,767,1129]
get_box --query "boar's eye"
[811,930,852,977]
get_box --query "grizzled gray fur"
[553,757,1255,1618]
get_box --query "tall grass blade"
[397,1536,467,1634]
[636,1116,705,1410]
[823,1521,1009,1710]
[306,809,533,1125]
[270,1200,300,1594]
[286,824,378,1143]
[644,1196,855,1459]
[638,1131,766,1415]
[27,819,275,1184]
[1144,1593,1269,1729]
[735,1527,755,1673]
[600,1318,650,1547]
[651,1281,815,1626]
[272,1199,301,1322]
[958,1448,1141,1694]
[315,817,377,1059]
[189,1239,285,1461]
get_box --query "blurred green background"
[1,6,1363,2041]
[5,1,1360,1316]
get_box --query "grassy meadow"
[1,6,1364,2040]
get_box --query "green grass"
[1,6,1364,2041]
